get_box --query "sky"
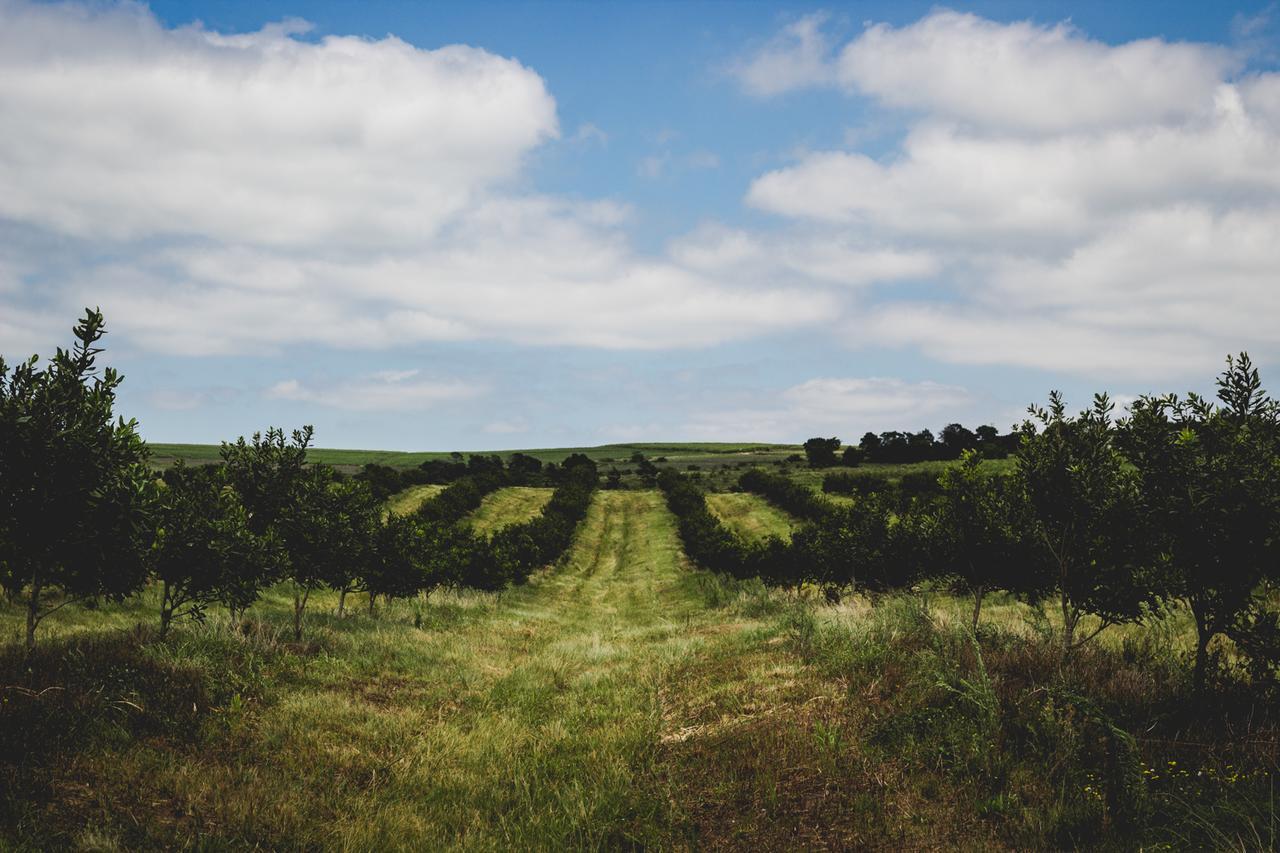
[1,0,1279,451]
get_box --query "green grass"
[384,483,446,517]
[785,457,1017,493]
[146,441,800,470]
[705,492,801,542]
[0,492,837,848]
[3,482,1272,850]
[465,486,554,535]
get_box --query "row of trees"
[0,310,599,652]
[682,355,1280,692]
[803,424,1020,468]
[355,451,556,501]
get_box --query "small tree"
[1017,392,1157,653]
[281,468,378,638]
[152,462,285,636]
[841,445,864,467]
[934,450,1034,630]
[220,425,314,537]
[366,513,431,612]
[0,309,153,653]
[1120,354,1280,691]
[803,437,841,468]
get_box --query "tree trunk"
[25,574,41,655]
[293,586,311,641]
[159,579,173,638]
[971,584,985,633]
[368,592,376,616]
[337,588,347,617]
[1061,595,1078,656]
[1192,601,1212,694]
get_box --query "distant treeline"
[802,423,1020,468]
[354,452,558,502]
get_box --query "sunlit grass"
[465,486,554,536]
[705,491,799,541]
[383,483,446,517]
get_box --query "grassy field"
[147,441,799,471]
[384,483,446,517]
[0,491,886,849]
[465,486,554,535]
[4,484,1274,849]
[705,492,800,541]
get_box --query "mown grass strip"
[705,492,800,542]
[465,486,555,536]
[383,483,445,517]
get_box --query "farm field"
[705,492,799,541]
[147,441,799,472]
[0,490,901,849]
[6,483,1273,850]
[464,486,554,535]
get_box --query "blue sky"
[1,0,1278,450]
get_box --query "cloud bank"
[736,9,1280,378]
[0,0,843,359]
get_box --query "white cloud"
[837,11,1235,133]
[684,377,972,441]
[0,0,557,250]
[57,198,839,355]
[732,12,837,96]
[483,418,530,435]
[741,9,1280,376]
[266,372,483,411]
[0,0,846,355]
[669,223,937,288]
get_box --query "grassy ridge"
[383,483,445,517]
[146,441,799,469]
[705,492,800,542]
[465,487,554,536]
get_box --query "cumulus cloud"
[742,9,1280,377]
[266,370,483,411]
[838,11,1235,133]
[684,377,972,441]
[669,223,937,288]
[732,12,837,96]
[0,0,557,249]
[0,0,855,356]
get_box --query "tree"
[152,462,284,636]
[366,513,431,612]
[0,309,153,653]
[1120,354,1280,691]
[934,451,1033,630]
[939,423,978,460]
[221,426,314,536]
[841,445,864,467]
[1017,392,1157,654]
[219,425,313,620]
[282,468,379,637]
[803,437,841,468]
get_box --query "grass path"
[706,491,800,541]
[465,486,554,535]
[384,483,446,516]
[12,490,908,850]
